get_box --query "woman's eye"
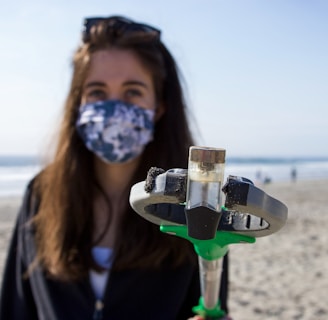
[86,89,107,101]
[125,89,142,98]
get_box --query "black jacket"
[0,181,229,320]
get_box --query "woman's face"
[81,48,157,111]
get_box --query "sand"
[0,180,327,319]
[229,180,328,319]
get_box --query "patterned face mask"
[76,100,155,163]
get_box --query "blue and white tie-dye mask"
[76,100,155,163]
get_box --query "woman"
[0,16,229,319]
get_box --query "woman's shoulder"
[18,172,42,222]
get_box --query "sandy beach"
[0,180,327,319]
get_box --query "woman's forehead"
[86,49,153,84]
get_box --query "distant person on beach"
[291,167,297,182]
[255,169,262,181]
[263,175,272,184]
[0,16,231,319]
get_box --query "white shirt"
[89,247,113,299]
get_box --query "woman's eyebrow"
[84,81,106,89]
[123,80,148,88]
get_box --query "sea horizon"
[1,154,328,198]
[1,153,328,163]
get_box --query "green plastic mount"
[160,224,255,319]
[160,225,255,260]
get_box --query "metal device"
[129,146,288,319]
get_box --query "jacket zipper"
[93,299,104,320]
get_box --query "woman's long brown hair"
[33,19,197,281]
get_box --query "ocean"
[0,155,328,198]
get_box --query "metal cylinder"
[198,256,223,310]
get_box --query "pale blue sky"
[0,0,327,157]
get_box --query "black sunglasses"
[82,16,161,43]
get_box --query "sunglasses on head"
[82,16,161,43]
